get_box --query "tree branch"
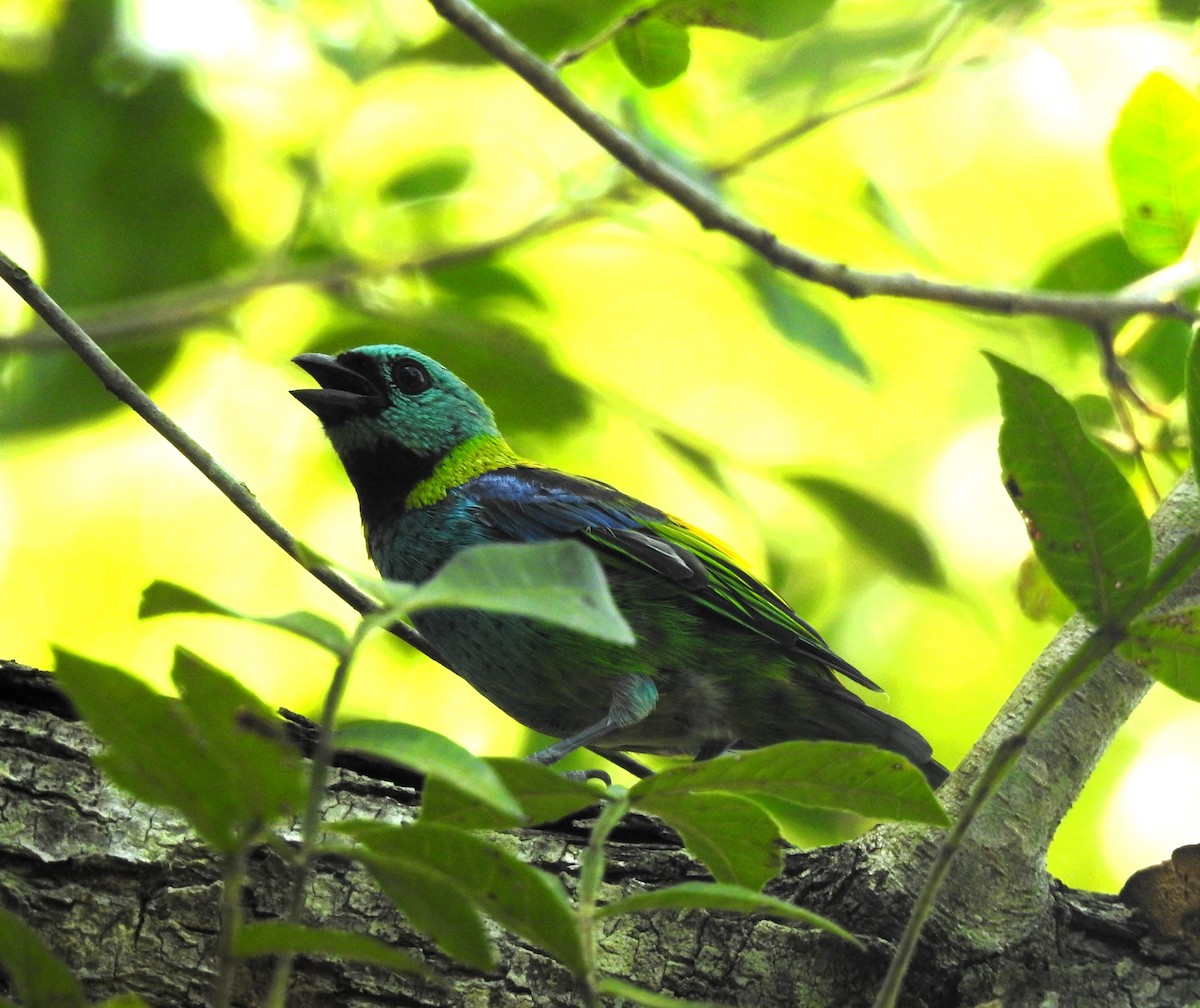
[425,0,1198,329]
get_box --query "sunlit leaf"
[742,261,870,380]
[233,922,431,977]
[629,741,948,825]
[335,720,525,821]
[987,353,1151,623]
[787,475,945,588]
[406,540,635,644]
[1014,553,1075,625]
[139,580,350,656]
[633,790,782,889]
[614,17,691,88]
[1109,71,1200,267]
[419,756,598,829]
[342,821,588,975]
[661,0,836,39]
[1119,606,1200,700]
[597,881,859,943]
[0,906,85,1008]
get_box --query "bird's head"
[291,345,500,460]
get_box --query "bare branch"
[425,0,1197,329]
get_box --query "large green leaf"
[342,821,588,975]
[419,756,598,829]
[334,721,525,821]
[232,922,430,978]
[787,475,945,588]
[52,647,304,852]
[614,17,691,88]
[0,906,85,1008]
[1119,606,1200,700]
[0,0,246,433]
[406,540,635,644]
[1188,329,1200,477]
[597,881,858,944]
[629,741,948,826]
[1109,71,1200,267]
[987,354,1152,624]
[139,580,350,656]
[632,790,783,889]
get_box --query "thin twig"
[424,0,1196,328]
[0,251,446,667]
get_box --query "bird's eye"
[392,360,432,396]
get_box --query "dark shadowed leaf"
[335,721,525,821]
[632,790,783,889]
[629,741,948,825]
[419,756,598,829]
[0,0,246,432]
[614,17,691,87]
[597,881,858,943]
[139,580,350,656]
[661,0,836,38]
[95,997,152,1007]
[652,429,735,498]
[428,260,546,309]
[1109,72,1200,267]
[342,821,587,974]
[0,906,85,1008]
[1119,606,1200,700]
[787,475,945,588]
[987,354,1151,623]
[233,922,431,978]
[407,540,635,644]
[742,261,870,380]
[380,153,473,203]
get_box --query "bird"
[291,344,948,787]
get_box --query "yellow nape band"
[406,434,520,509]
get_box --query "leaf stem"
[576,791,632,1006]
[264,620,374,1007]
[212,846,250,1008]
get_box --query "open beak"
[291,353,385,423]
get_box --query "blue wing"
[463,465,880,691]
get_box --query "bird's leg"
[693,739,735,761]
[528,674,658,768]
[590,748,653,779]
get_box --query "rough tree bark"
[2,476,1199,1007]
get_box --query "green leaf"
[629,741,949,826]
[787,475,945,588]
[380,152,472,203]
[652,429,736,500]
[419,757,598,829]
[0,906,85,1008]
[1119,606,1200,700]
[1109,71,1200,266]
[353,849,495,972]
[597,881,859,943]
[1188,329,1200,477]
[416,0,642,62]
[741,261,870,380]
[139,580,350,656]
[596,976,728,1008]
[1014,553,1075,625]
[52,647,303,852]
[94,997,152,1007]
[986,354,1152,624]
[661,0,836,39]
[334,721,525,822]
[614,17,691,88]
[232,922,431,978]
[342,821,588,975]
[406,540,635,644]
[633,791,782,889]
[170,648,307,830]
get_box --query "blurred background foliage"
[0,0,1196,893]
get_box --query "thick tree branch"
[425,0,1197,329]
